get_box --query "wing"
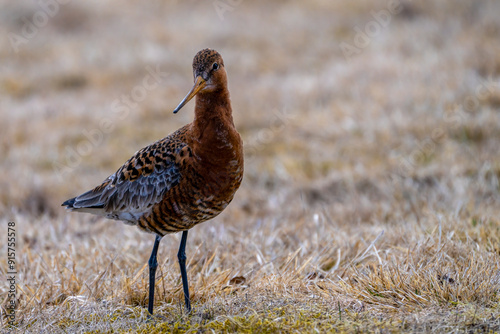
[63,134,186,221]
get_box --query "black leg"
[148,235,162,315]
[177,230,191,312]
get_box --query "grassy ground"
[1,0,500,332]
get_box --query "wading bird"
[62,49,243,315]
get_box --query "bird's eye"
[212,63,219,70]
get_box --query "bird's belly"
[138,162,242,235]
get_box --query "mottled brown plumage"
[62,49,243,315]
[63,49,243,236]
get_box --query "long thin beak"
[173,76,206,114]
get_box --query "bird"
[62,48,244,315]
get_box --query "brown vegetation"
[1,0,500,332]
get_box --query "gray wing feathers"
[67,163,180,217]
[63,132,189,220]
[106,169,177,212]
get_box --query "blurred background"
[1,0,500,329]
[1,0,498,219]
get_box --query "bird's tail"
[62,190,107,215]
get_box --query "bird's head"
[173,49,227,114]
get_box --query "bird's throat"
[190,89,240,163]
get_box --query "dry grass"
[1,0,500,332]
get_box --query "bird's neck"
[192,87,235,137]
[190,87,240,163]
